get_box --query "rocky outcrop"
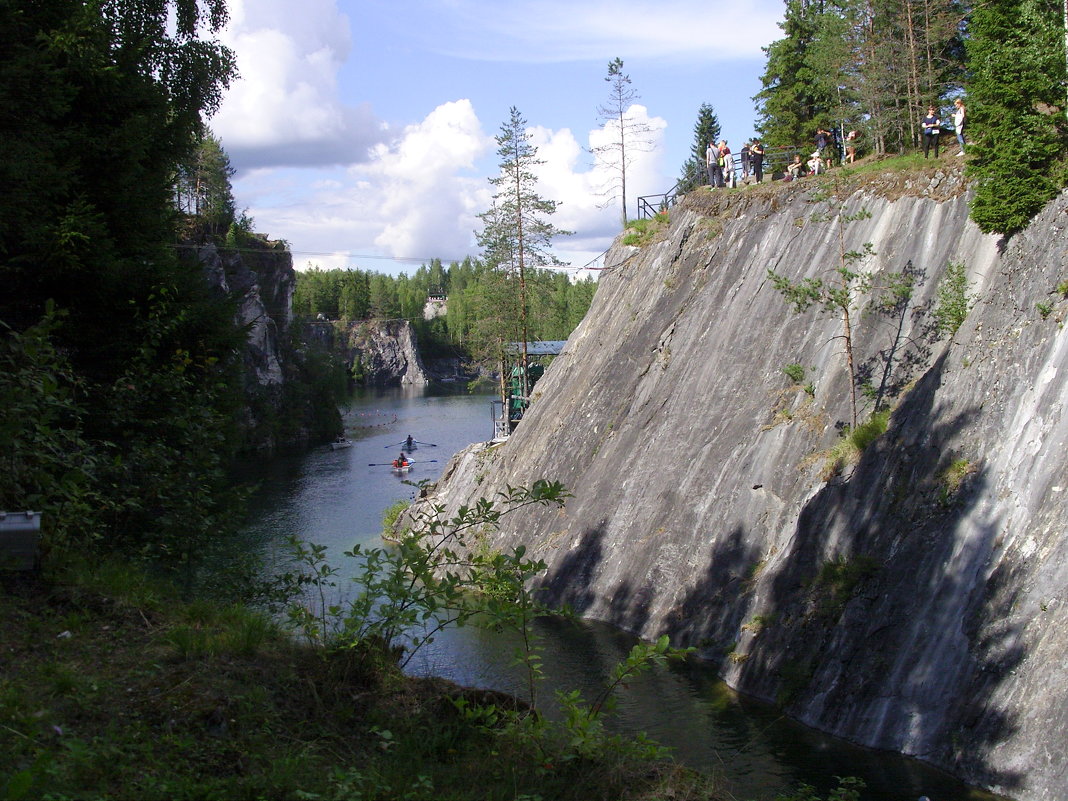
[307,319,429,386]
[201,241,292,389]
[199,239,340,453]
[413,169,1068,801]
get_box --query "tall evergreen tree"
[477,108,571,397]
[678,103,721,191]
[755,0,830,148]
[965,0,1066,234]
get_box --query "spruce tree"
[965,0,1066,235]
[678,103,721,192]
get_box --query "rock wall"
[307,319,429,386]
[200,239,340,453]
[416,169,1068,801]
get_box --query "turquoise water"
[237,386,1008,801]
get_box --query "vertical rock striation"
[415,172,1068,801]
[199,239,340,453]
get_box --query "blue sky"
[211,0,785,276]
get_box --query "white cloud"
[362,100,491,259]
[232,100,492,271]
[233,99,670,274]
[531,105,668,253]
[212,0,388,170]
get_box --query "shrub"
[782,363,806,383]
[933,262,973,336]
[821,410,889,479]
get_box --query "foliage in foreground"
[0,482,717,801]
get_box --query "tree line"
[292,259,597,364]
[752,0,1067,235]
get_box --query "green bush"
[933,262,974,336]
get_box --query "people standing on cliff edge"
[740,142,751,182]
[706,139,723,188]
[815,126,831,156]
[719,141,735,188]
[750,140,765,183]
[845,129,859,163]
[953,98,967,155]
[922,106,942,158]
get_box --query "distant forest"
[293,260,598,362]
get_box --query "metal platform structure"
[492,341,566,439]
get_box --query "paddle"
[413,440,438,447]
[369,462,413,466]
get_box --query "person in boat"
[393,453,409,468]
[405,434,414,450]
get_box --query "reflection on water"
[238,387,1008,801]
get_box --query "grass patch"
[938,458,977,507]
[836,152,935,177]
[819,410,890,479]
[622,212,670,246]
[741,614,776,634]
[0,561,723,801]
[811,555,879,620]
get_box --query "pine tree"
[477,107,571,399]
[592,58,655,226]
[174,132,237,236]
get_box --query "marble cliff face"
[417,173,1068,801]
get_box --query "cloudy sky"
[209,0,785,276]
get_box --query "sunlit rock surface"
[418,173,1068,801]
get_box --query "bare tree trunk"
[904,0,922,145]
[512,151,530,402]
[619,108,627,227]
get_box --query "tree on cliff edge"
[476,107,571,402]
[592,58,656,227]
[965,0,1067,235]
